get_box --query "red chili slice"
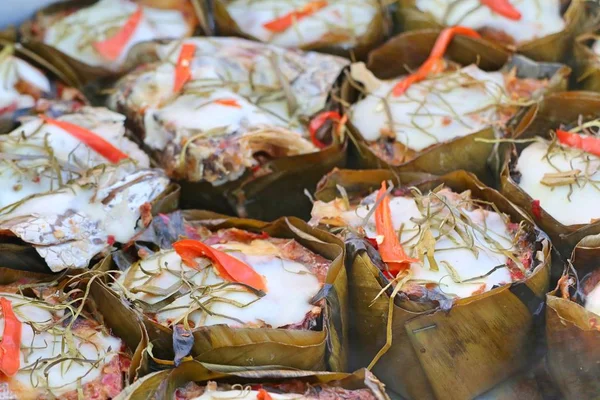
[173,43,196,94]
[40,116,129,164]
[480,0,522,20]
[213,98,242,108]
[531,199,542,220]
[0,297,21,377]
[374,182,419,275]
[392,26,481,97]
[93,7,143,61]
[263,1,328,33]
[556,129,600,157]
[173,239,267,292]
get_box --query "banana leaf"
[17,0,202,88]
[115,362,389,400]
[499,91,600,256]
[395,0,585,63]
[314,169,551,400]
[105,210,348,372]
[342,29,570,185]
[203,0,392,60]
[545,235,600,399]
[0,272,149,393]
[0,179,180,275]
[573,30,600,92]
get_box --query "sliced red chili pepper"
[531,199,542,220]
[556,129,600,157]
[374,182,418,275]
[93,7,143,61]
[40,116,129,163]
[392,26,481,97]
[480,0,522,20]
[257,389,273,400]
[309,111,342,149]
[173,43,196,94]
[263,1,328,32]
[213,98,242,108]
[0,297,22,377]
[173,239,268,292]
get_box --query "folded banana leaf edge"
[115,361,389,400]
[314,168,551,400]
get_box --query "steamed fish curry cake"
[513,118,600,226]
[30,0,197,71]
[117,228,330,330]
[311,183,534,299]
[109,37,348,185]
[0,290,129,400]
[223,0,380,49]
[414,0,566,46]
[175,379,379,400]
[348,27,548,165]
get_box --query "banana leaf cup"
[109,37,348,220]
[202,0,392,61]
[395,0,585,63]
[115,362,389,400]
[0,162,180,275]
[16,0,201,88]
[341,29,569,184]
[499,91,600,256]
[102,210,348,373]
[545,235,600,399]
[0,272,149,399]
[311,169,551,400]
[0,39,87,133]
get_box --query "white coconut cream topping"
[226,0,378,48]
[586,282,600,316]
[118,240,322,328]
[142,89,297,151]
[0,165,170,271]
[0,292,122,399]
[0,52,51,111]
[515,140,600,226]
[115,37,348,147]
[43,0,189,70]
[415,0,565,44]
[349,63,507,152]
[0,107,149,210]
[311,188,518,298]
